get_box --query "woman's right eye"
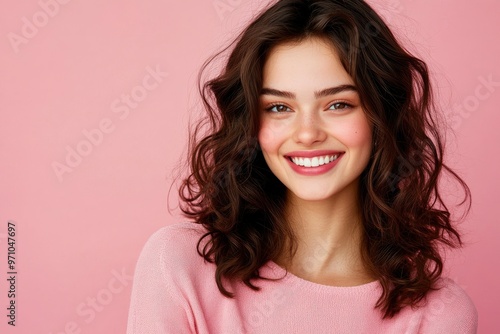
[266,104,292,113]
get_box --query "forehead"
[262,37,354,89]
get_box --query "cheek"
[333,113,372,149]
[258,117,289,154]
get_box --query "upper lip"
[285,150,344,158]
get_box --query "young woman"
[127,1,478,333]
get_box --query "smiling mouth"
[287,154,340,167]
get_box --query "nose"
[292,111,327,146]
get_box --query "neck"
[276,182,374,286]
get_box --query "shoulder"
[133,221,210,280]
[138,221,208,258]
[140,221,207,254]
[128,222,209,333]
[419,277,478,333]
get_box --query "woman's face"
[258,37,373,203]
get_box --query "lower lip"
[285,154,343,176]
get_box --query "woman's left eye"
[328,102,351,110]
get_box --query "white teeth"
[290,154,340,167]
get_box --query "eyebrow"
[260,84,357,99]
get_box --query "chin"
[288,189,336,202]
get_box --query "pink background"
[1,0,498,333]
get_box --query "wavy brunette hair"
[177,0,471,318]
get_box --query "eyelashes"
[265,103,292,113]
[264,101,353,113]
[328,102,352,110]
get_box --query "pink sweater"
[126,222,478,334]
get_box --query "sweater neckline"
[263,259,381,295]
